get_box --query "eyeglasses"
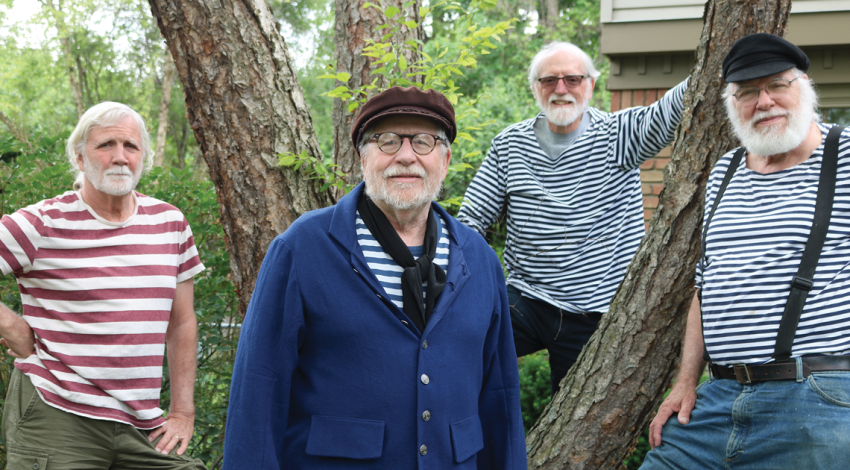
[537,75,588,90]
[732,77,800,104]
[369,133,445,155]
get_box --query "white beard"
[82,156,141,197]
[727,80,818,157]
[537,91,589,128]
[364,162,443,212]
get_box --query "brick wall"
[610,88,672,229]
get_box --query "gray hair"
[528,42,601,90]
[723,68,820,122]
[65,102,153,174]
[358,125,450,160]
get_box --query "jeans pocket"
[808,372,850,408]
[6,446,50,470]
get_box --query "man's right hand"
[0,303,36,359]
[648,382,697,450]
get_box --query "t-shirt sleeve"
[0,209,41,276]
[176,216,205,283]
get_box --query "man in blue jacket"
[223,87,526,469]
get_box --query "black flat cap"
[351,87,456,150]
[722,33,809,83]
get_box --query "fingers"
[648,409,670,449]
[176,435,190,455]
[677,394,697,425]
[148,426,165,442]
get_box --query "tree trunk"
[525,1,791,468]
[331,0,423,193]
[40,0,86,118]
[542,0,558,30]
[154,53,177,167]
[148,0,334,318]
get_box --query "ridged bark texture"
[331,0,423,193]
[148,0,335,318]
[525,1,791,468]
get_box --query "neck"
[746,122,822,174]
[79,184,137,222]
[548,112,583,134]
[373,199,432,246]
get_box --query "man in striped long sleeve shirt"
[458,42,687,394]
[643,34,850,470]
[0,102,206,469]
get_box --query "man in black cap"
[640,33,850,469]
[223,87,526,469]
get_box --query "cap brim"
[725,61,797,82]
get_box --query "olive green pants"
[2,368,206,470]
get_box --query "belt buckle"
[733,364,752,384]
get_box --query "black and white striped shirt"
[457,80,687,313]
[698,124,850,365]
[356,211,450,310]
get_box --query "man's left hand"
[148,411,195,455]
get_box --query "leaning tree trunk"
[40,0,86,118]
[331,0,423,192]
[526,1,791,468]
[148,0,335,318]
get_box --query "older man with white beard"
[641,34,850,470]
[223,87,526,469]
[0,102,207,469]
[458,41,689,395]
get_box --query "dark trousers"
[507,285,603,395]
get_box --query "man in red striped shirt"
[0,102,206,470]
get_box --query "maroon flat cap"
[351,87,456,150]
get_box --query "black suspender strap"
[700,147,745,362]
[772,125,844,362]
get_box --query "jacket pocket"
[7,446,50,470]
[305,415,385,460]
[450,414,484,463]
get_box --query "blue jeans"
[640,367,850,469]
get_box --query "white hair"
[527,42,601,90]
[65,102,153,174]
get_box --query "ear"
[76,152,85,171]
[589,78,597,93]
[531,83,540,102]
[440,147,452,180]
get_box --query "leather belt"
[710,356,850,384]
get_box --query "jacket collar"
[327,182,471,337]
[328,182,469,253]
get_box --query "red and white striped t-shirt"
[0,190,205,429]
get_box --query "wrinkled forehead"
[86,116,143,144]
[538,50,587,77]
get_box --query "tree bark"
[40,0,86,118]
[542,0,558,30]
[148,0,334,318]
[331,0,423,193]
[525,1,791,468]
[154,53,177,167]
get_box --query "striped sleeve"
[457,144,507,237]
[176,219,204,283]
[611,78,688,170]
[0,208,43,275]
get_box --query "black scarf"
[357,194,446,332]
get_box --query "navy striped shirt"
[356,210,450,310]
[698,124,850,365]
[457,80,688,313]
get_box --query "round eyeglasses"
[732,77,800,104]
[369,133,445,155]
[537,75,588,90]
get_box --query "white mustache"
[549,94,577,104]
[750,109,788,126]
[105,167,133,177]
[383,165,427,178]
